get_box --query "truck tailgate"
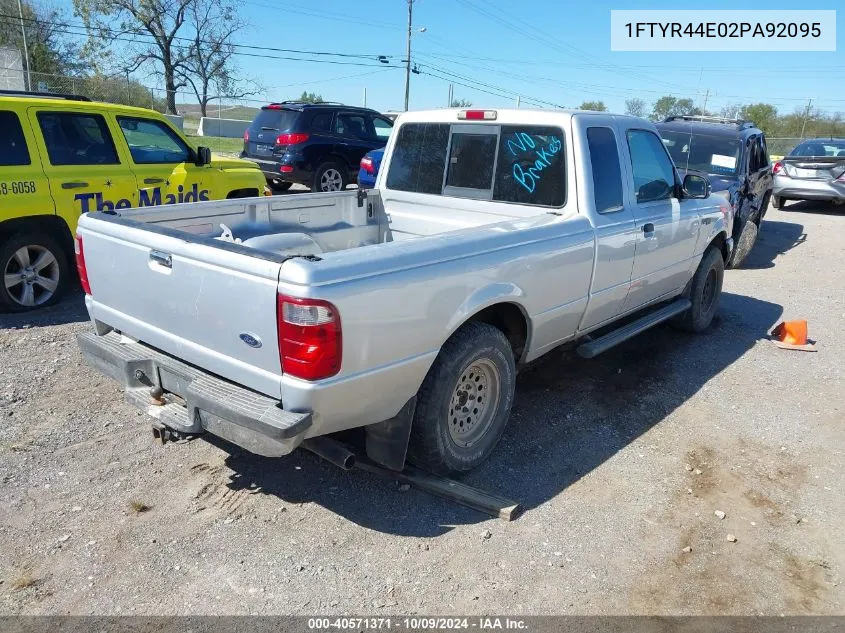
[78,214,286,399]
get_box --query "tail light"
[360,156,375,175]
[275,133,309,145]
[243,128,250,143]
[772,161,784,175]
[277,294,342,380]
[74,234,91,295]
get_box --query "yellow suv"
[0,90,266,312]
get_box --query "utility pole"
[516,95,521,109]
[403,0,414,111]
[16,0,31,91]
[701,89,710,114]
[363,87,367,108]
[800,98,813,139]
[447,83,453,107]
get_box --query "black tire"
[408,322,516,476]
[312,161,348,192]
[268,180,292,193]
[726,219,758,269]
[0,232,70,313]
[671,247,724,333]
[771,195,788,209]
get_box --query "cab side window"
[37,112,119,166]
[117,117,190,164]
[586,126,623,213]
[626,129,675,203]
[0,110,30,166]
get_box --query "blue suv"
[241,101,393,192]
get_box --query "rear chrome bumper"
[773,175,845,201]
[77,331,312,457]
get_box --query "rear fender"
[443,283,531,354]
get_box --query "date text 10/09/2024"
[307,617,528,630]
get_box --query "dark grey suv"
[240,101,393,193]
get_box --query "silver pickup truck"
[76,108,734,475]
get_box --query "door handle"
[144,177,165,184]
[149,250,172,268]
[61,181,89,189]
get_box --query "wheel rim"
[701,268,717,314]
[448,358,501,448]
[4,244,60,308]
[320,168,343,191]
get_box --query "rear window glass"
[790,140,845,157]
[446,133,497,189]
[494,125,565,206]
[250,109,299,132]
[386,123,450,194]
[0,110,30,166]
[387,123,565,207]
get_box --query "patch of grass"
[11,573,38,591]
[185,134,244,156]
[129,500,152,514]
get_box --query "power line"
[0,12,395,62]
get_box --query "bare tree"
[74,0,195,113]
[625,98,647,118]
[177,0,255,116]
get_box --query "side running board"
[576,298,692,359]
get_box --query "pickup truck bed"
[76,108,733,475]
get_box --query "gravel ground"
[0,202,843,615]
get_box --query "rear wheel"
[671,247,724,333]
[771,195,788,209]
[408,322,516,476]
[313,162,347,192]
[0,232,70,313]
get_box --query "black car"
[241,101,393,193]
[656,115,773,268]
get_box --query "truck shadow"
[0,288,89,330]
[212,291,783,537]
[738,220,806,270]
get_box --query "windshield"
[659,130,741,177]
[790,140,845,157]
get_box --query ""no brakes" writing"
[507,132,562,194]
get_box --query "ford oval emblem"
[239,332,262,349]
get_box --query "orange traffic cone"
[770,320,816,351]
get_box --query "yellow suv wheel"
[0,232,70,313]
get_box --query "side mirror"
[682,173,711,199]
[195,146,212,166]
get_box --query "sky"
[52,0,844,117]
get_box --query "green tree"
[624,98,647,118]
[651,96,699,121]
[579,100,607,112]
[739,103,778,135]
[298,91,324,104]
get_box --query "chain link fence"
[767,138,804,159]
